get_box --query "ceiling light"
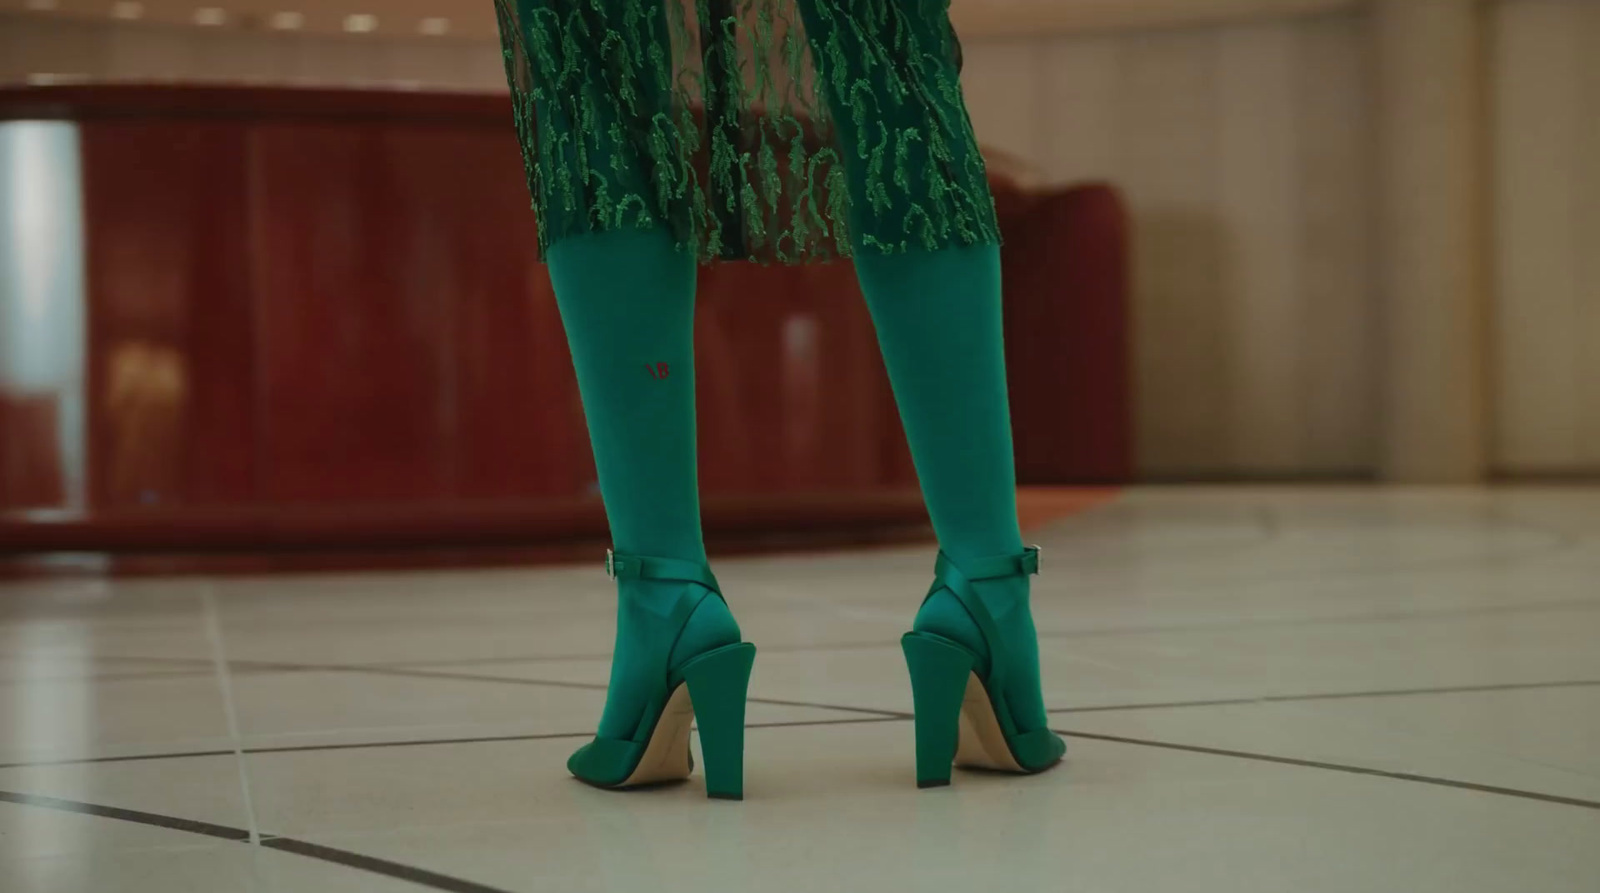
[344,13,377,33]
[194,7,226,26]
[418,17,450,36]
[111,1,144,20]
[26,0,59,12]
[269,11,304,30]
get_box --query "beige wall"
[0,16,508,88]
[961,13,1378,479]
[1492,0,1600,476]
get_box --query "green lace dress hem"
[494,0,1001,264]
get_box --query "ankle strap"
[606,549,721,594]
[940,546,1041,582]
[928,546,1041,687]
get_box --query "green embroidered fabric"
[493,0,1000,264]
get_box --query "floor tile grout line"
[5,719,1596,891]
[9,592,1600,680]
[91,648,1591,724]
[201,586,262,847]
[0,748,241,770]
[1257,678,1600,703]
[235,588,1600,664]
[202,658,1600,722]
[194,659,908,718]
[1049,696,1266,714]
[1044,678,1600,715]
[1054,729,1600,812]
[0,717,913,771]
[259,837,515,893]
[1259,682,1600,790]
[32,675,1578,768]
[5,678,1595,771]
[1035,597,1600,642]
[0,790,252,841]
[742,696,905,717]
[0,788,515,893]
[0,670,220,686]
[6,728,1596,816]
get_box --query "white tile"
[1057,689,1600,805]
[251,848,428,893]
[246,724,1600,893]
[1276,686,1600,781]
[0,839,435,893]
[227,661,863,747]
[212,566,613,663]
[0,674,232,764]
[0,756,249,856]
[1,487,1598,891]
[0,844,260,893]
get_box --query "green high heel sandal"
[901,546,1066,788]
[567,550,757,800]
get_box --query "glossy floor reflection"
[2,486,1599,892]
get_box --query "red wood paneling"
[1003,183,1133,484]
[80,121,257,509]
[696,261,902,494]
[434,131,593,501]
[251,124,455,503]
[0,85,1129,554]
[0,396,64,508]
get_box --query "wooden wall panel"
[0,396,64,508]
[695,261,900,495]
[80,121,257,509]
[361,126,592,501]
[0,85,1129,554]
[250,124,454,503]
[449,210,591,502]
[1005,185,1133,484]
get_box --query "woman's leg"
[547,230,739,743]
[497,0,738,745]
[854,247,1049,733]
[800,0,1048,734]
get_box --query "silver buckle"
[605,548,616,579]
[1029,544,1042,574]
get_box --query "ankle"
[913,587,990,660]
[669,586,741,667]
[913,574,1031,642]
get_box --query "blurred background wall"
[1,0,1598,483]
[1492,1,1600,479]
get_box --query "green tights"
[546,2,1049,743]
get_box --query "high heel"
[680,641,756,800]
[901,546,1065,788]
[567,550,757,800]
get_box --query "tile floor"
[2,486,1598,892]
